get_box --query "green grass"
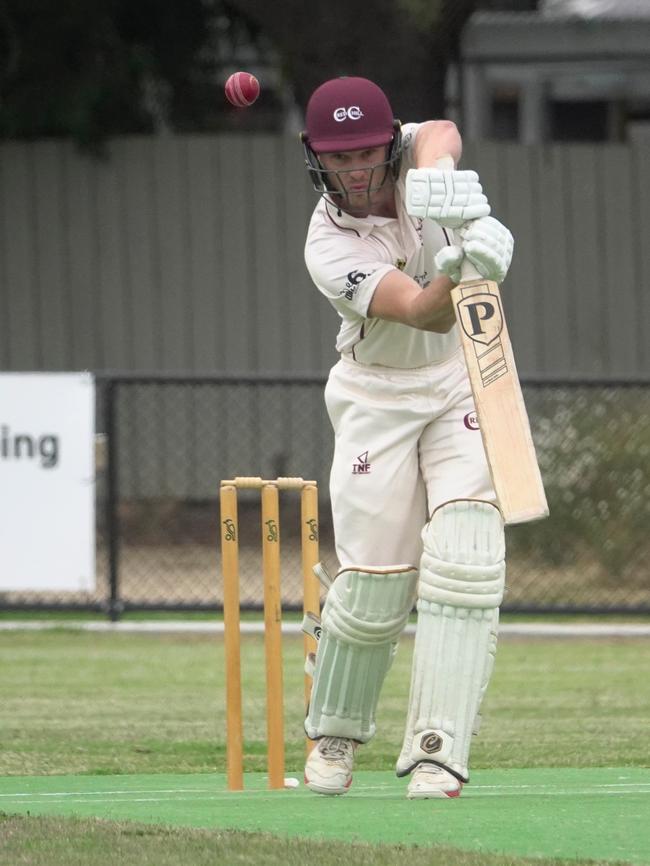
[1,816,635,866]
[1,631,648,776]
[1,630,648,865]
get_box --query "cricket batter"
[300,77,514,799]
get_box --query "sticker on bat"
[456,293,504,346]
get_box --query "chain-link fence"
[2,373,649,617]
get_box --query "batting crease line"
[0,787,211,798]
[2,788,649,806]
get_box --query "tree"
[0,0,264,150]
[0,0,533,148]
[228,0,476,122]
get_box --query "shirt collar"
[323,199,396,238]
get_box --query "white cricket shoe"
[407,763,463,799]
[304,737,356,795]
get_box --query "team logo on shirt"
[352,451,371,474]
[395,258,406,271]
[463,412,480,430]
[341,269,372,300]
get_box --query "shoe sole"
[407,786,462,800]
[305,777,353,796]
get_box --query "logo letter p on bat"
[458,293,504,346]
[467,301,494,335]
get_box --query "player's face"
[319,146,394,215]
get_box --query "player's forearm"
[407,275,457,333]
[369,269,456,332]
[413,120,462,169]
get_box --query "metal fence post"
[104,378,123,622]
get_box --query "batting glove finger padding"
[405,168,491,227]
[434,244,464,283]
[458,216,514,283]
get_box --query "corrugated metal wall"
[463,142,650,378]
[1,135,650,378]
[0,135,338,375]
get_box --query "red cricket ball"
[224,72,260,108]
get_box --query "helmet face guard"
[301,77,402,210]
[301,122,403,207]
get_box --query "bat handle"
[460,258,483,282]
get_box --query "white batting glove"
[405,167,491,227]
[434,244,464,283]
[458,216,514,283]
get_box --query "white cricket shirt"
[304,122,461,368]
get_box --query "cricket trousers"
[325,349,496,567]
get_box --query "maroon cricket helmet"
[304,76,397,153]
[301,77,403,202]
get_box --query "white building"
[452,1,650,142]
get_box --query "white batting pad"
[396,500,505,781]
[305,565,418,743]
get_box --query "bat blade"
[452,276,549,525]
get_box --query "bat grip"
[460,259,482,281]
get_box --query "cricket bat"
[451,260,549,524]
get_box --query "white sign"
[0,373,95,591]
